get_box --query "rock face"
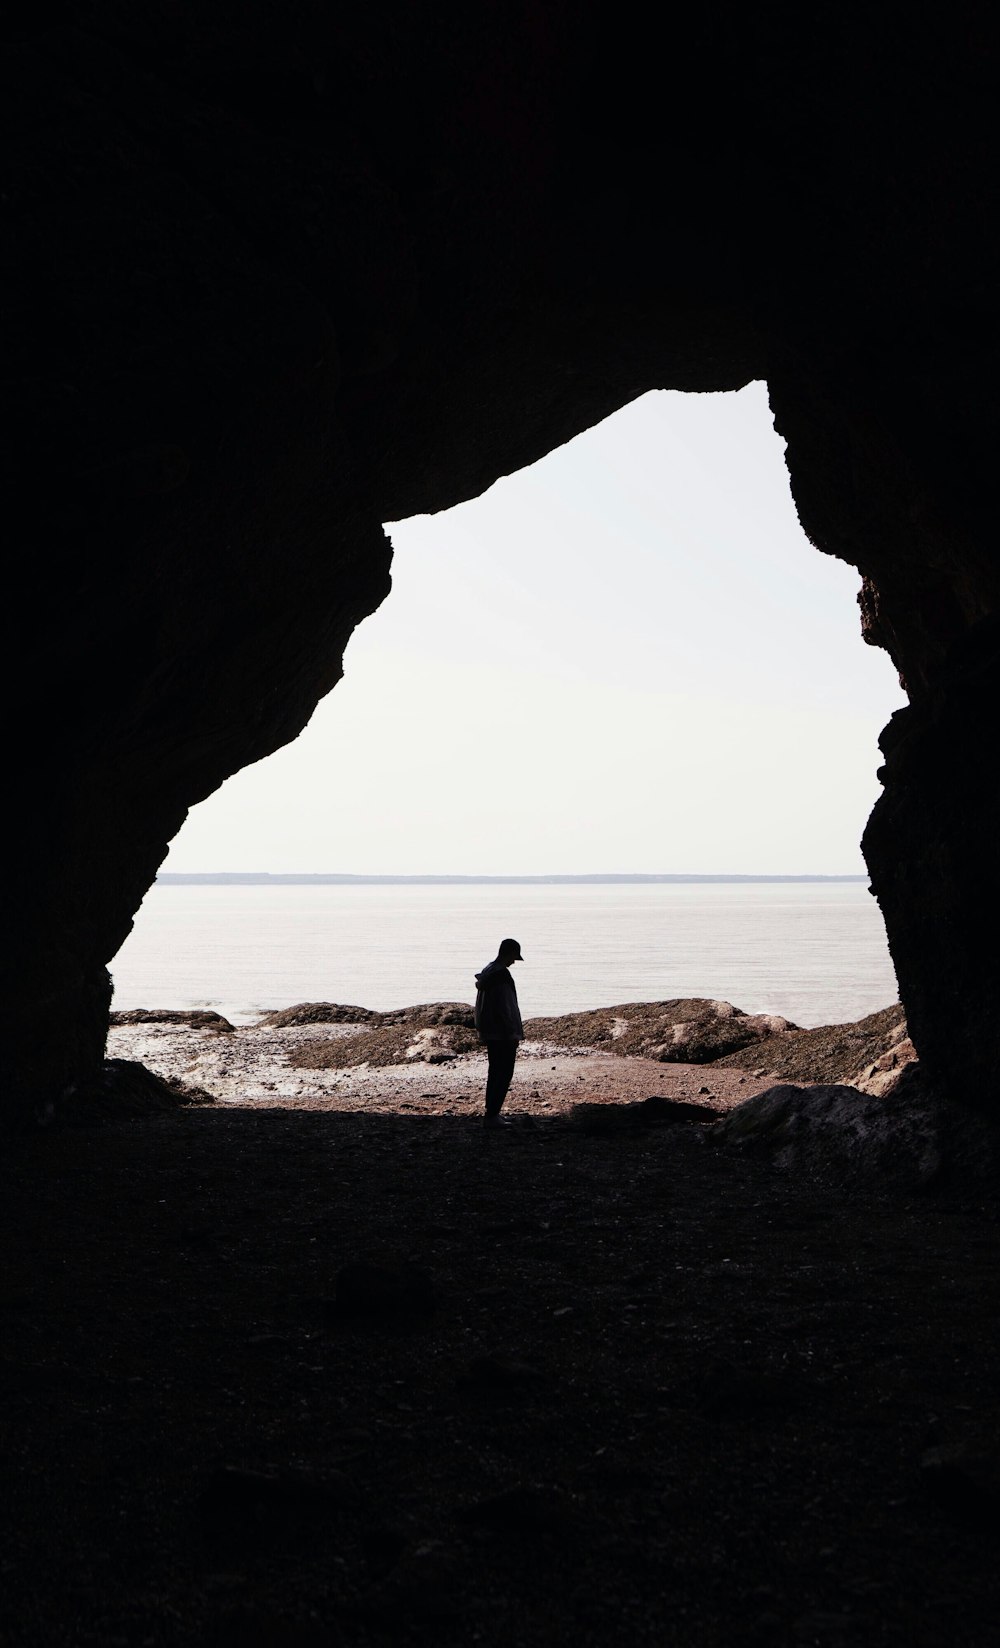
[2,6,996,1114]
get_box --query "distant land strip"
[156,872,869,885]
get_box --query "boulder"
[255,1003,377,1027]
[108,1008,234,1032]
[645,1007,797,1064]
[291,1020,478,1070]
[378,1003,476,1028]
[53,1058,216,1120]
[403,1028,463,1063]
[721,1067,1000,1187]
[851,1021,919,1097]
[718,1075,941,1183]
[523,1000,796,1062]
[257,1001,475,1030]
[713,1003,909,1084]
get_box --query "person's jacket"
[474,959,524,1041]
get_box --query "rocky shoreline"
[106,995,917,1114]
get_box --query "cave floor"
[1,1103,998,1647]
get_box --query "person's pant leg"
[485,1039,518,1117]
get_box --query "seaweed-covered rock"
[292,1022,478,1071]
[524,1000,795,1063]
[255,1003,378,1028]
[713,1004,907,1084]
[53,1058,216,1121]
[643,1008,796,1064]
[108,1008,234,1033]
[403,1028,465,1063]
[377,1003,476,1029]
[257,1001,475,1030]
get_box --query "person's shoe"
[482,1114,512,1130]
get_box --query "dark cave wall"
[2,2,997,1113]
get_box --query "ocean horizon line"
[156,872,870,886]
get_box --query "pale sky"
[163,383,904,876]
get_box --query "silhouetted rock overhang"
[1,2,996,1115]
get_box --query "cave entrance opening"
[109,383,903,1080]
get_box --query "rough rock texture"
[719,1065,1000,1188]
[108,1007,234,1033]
[719,1075,942,1186]
[525,1000,796,1063]
[713,1003,909,1085]
[256,1002,475,1031]
[863,652,1000,1106]
[54,1057,217,1119]
[256,1003,381,1029]
[375,1003,477,1030]
[105,1011,779,1111]
[2,5,997,1112]
[853,1032,919,1099]
[292,1022,480,1071]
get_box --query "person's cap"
[499,937,523,959]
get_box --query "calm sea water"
[109,882,898,1029]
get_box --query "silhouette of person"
[474,938,524,1129]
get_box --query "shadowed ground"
[1,1103,997,1645]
